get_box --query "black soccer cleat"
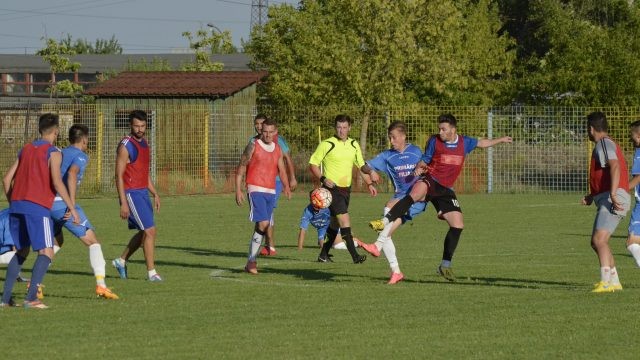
[352,254,367,264]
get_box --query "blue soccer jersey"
[367,144,423,199]
[60,146,89,189]
[299,204,331,240]
[0,208,14,254]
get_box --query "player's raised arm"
[477,136,513,148]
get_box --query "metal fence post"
[487,110,493,194]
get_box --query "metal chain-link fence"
[1,101,639,196]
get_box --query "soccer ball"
[310,188,332,209]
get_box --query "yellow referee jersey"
[309,136,365,187]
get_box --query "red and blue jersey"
[11,140,59,209]
[246,138,282,192]
[120,136,150,191]
[421,135,478,188]
[367,144,423,199]
[590,137,629,196]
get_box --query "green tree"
[181,28,237,71]
[503,0,640,105]
[245,0,514,153]
[36,38,83,99]
[59,34,123,54]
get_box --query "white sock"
[380,222,394,238]
[0,250,15,264]
[382,237,400,273]
[610,267,621,285]
[333,242,347,250]
[627,243,640,267]
[383,207,391,216]
[53,245,61,254]
[441,260,452,268]
[248,231,263,262]
[148,269,158,278]
[89,244,107,286]
[374,234,385,252]
[600,267,611,283]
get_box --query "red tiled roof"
[85,71,267,97]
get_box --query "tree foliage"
[58,34,123,54]
[502,0,640,105]
[245,0,514,153]
[246,0,513,107]
[181,28,237,71]
[36,38,83,99]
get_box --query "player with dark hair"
[1,113,79,308]
[112,110,162,282]
[251,113,297,256]
[358,120,427,284]
[370,114,512,281]
[582,111,630,292]
[51,124,119,299]
[236,117,291,274]
[309,114,380,264]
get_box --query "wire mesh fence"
[1,101,639,197]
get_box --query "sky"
[0,0,298,54]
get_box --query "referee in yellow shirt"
[309,114,380,263]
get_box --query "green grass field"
[1,193,639,359]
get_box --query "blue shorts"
[51,201,94,238]
[10,211,54,251]
[629,204,640,236]
[248,191,276,223]
[125,189,155,231]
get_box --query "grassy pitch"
[1,193,639,359]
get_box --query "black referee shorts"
[325,185,351,217]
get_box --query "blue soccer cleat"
[112,258,127,279]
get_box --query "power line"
[0,6,246,24]
[0,0,132,21]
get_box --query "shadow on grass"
[410,275,584,290]
[156,244,246,258]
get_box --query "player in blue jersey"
[296,190,362,250]
[252,114,297,256]
[0,208,16,265]
[50,125,119,299]
[357,121,427,284]
[297,196,331,249]
[627,120,640,267]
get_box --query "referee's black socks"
[320,227,339,256]
[339,227,359,260]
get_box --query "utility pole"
[250,0,269,35]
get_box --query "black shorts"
[420,175,462,215]
[325,185,350,217]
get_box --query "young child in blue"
[297,190,361,250]
[297,193,331,249]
